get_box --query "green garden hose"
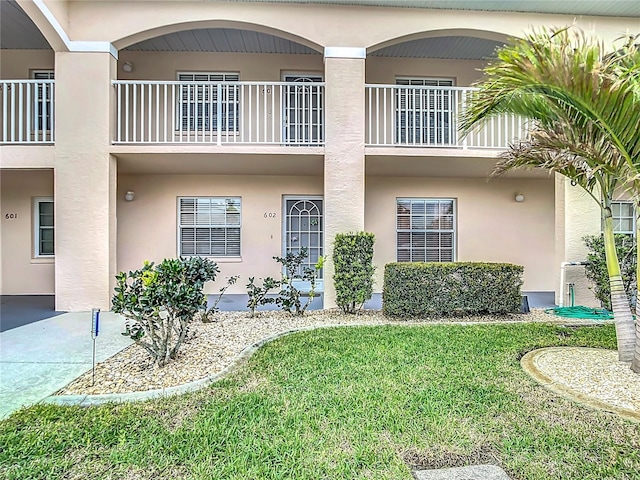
[545,305,614,320]
[544,283,614,320]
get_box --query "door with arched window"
[283,196,323,291]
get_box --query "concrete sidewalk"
[0,312,132,419]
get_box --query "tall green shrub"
[333,232,375,313]
[112,257,219,366]
[584,234,636,310]
[383,262,523,317]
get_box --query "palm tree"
[461,28,640,372]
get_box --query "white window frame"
[395,77,455,145]
[396,198,456,262]
[611,201,635,235]
[177,197,242,257]
[33,197,54,258]
[32,70,54,132]
[176,72,240,133]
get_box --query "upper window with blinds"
[178,197,241,257]
[397,198,456,262]
[177,72,240,133]
[395,77,455,146]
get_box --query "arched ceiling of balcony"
[124,27,320,55]
[368,29,511,60]
[370,35,506,60]
[0,0,51,50]
[115,21,323,53]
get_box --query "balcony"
[113,80,324,146]
[365,84,528,150]
[0,80,55,144]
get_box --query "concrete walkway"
[0,312,132,419]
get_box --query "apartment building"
[1,0,639,312]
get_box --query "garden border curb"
[521,347,640,423]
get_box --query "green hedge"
[333,232,375,313]
[382,262,524,317]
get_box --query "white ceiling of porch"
[0,0,51,49]
[124,28,320,54]
[370,36,505,60]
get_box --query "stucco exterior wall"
[116,173,322,295]
[366,175,556,293]
[366,57,486,86]
[0,169,55,294]
[0,50,54,79]
[117,51,323,81]
[60,1,637,50]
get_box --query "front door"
[282,74,324,145]
[283,197,323,291]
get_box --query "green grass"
[1,323,639,479]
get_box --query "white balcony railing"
[366,84,528,149]
[0,80,55,144]
[113,80,324,145]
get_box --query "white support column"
[54,52,117,311]
[555,174,601,307]
[323,47,366,309]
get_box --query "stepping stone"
[413,464,511,480]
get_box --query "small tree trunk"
[603,207,636,362]
[632,202,640,373]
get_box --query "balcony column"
[54,51,117,311]
[323,47,366,309]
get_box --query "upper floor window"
[611,201,635,235]
[32,70,54,131]
[397,198,455,262]
[34,197,54,257]
[178,197,241,257]
[177,72,239,132]
[395,77,455,145]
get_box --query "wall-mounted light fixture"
[122,62,133,73]
[124,191,135,202]
[514,193,525,203]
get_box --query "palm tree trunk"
[602,206,636,362]
[632,202,640,373]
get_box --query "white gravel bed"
[534,347,640,413]
[56,308,577,395]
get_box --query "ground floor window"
[33,197,54,257]
[397,198,455,262]
[178,197,241,256]
[611,201,635,235]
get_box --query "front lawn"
[1,323,638,479]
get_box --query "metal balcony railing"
[113,80,325,145]
[0,80,54,144]
[365,84,529,149]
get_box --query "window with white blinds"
[177,72,239,132]
[34,197,54,257]
[395,77,455,145]
[611,201,635,235]
[178,197,241,257]
[397,198,455,262]
[32,70,54,131]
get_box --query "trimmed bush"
[112,257,219,366]
[333,232,376,313]
[583,234,636,310]
[382,262,523,317]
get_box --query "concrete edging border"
[521,347,640,423]
[43,322,392,407]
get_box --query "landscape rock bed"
[57,309,571,395]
